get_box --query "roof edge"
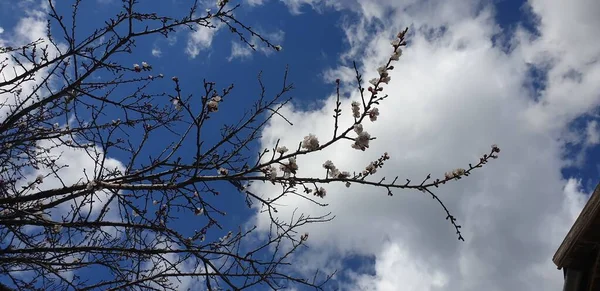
[553,182,600,269]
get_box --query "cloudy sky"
[1,0,600,290]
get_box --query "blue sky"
[2,0,600,290]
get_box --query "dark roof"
[554,183,600,270]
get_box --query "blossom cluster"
[351,124,371,151]
[304,186,327,198]
[444,168,466,180]
[257,31,409,201]
[322,160,350,179]
[351,101,361,118]
[279,158,298,177]
[172,98,182,111]
[132,61,152,72]
[28,174,45,190]
[302,134,320,151]
[261,165,278,181]
[314,187,326,198]
[361,152,390,177]
[368,37,403,88]
[207,94,222,112]
[276,146,289,155]
[368,107,379,121]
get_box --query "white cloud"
[349,242,449,291]
[586,120,600,145]
[151,47,162,57]
[279,0,343,14]
[186,24,221,58]
[26,139,125,222]
[245,0,265,6]
[228,41,253,61]
[0,1,68,119]
[250,0,599,290]
[227,29,284,61]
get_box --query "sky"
[1,0,600,290]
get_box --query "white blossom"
[369,78,379,86]
[221,231,232,241]
[207,100,219,112]
[276,146,288,154]
[280,158,298,175]
[353,124,363,134]
[35,174,44,184]
[351,101,361,118]
[218,167,228,176]
[365,162,377,174]
[172,99,182,110]
[352,131,371,151]
[329,168,340,179]
[445,168,466,179]
[368,107,380,122]
[453,168,466,176]
[322,160,335,170]
[338,171,351,179]
[315,187,326,198]
[391,49,402,61]
[301,134,320,151]
[268,166,278,180]
[391,39,401,47]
